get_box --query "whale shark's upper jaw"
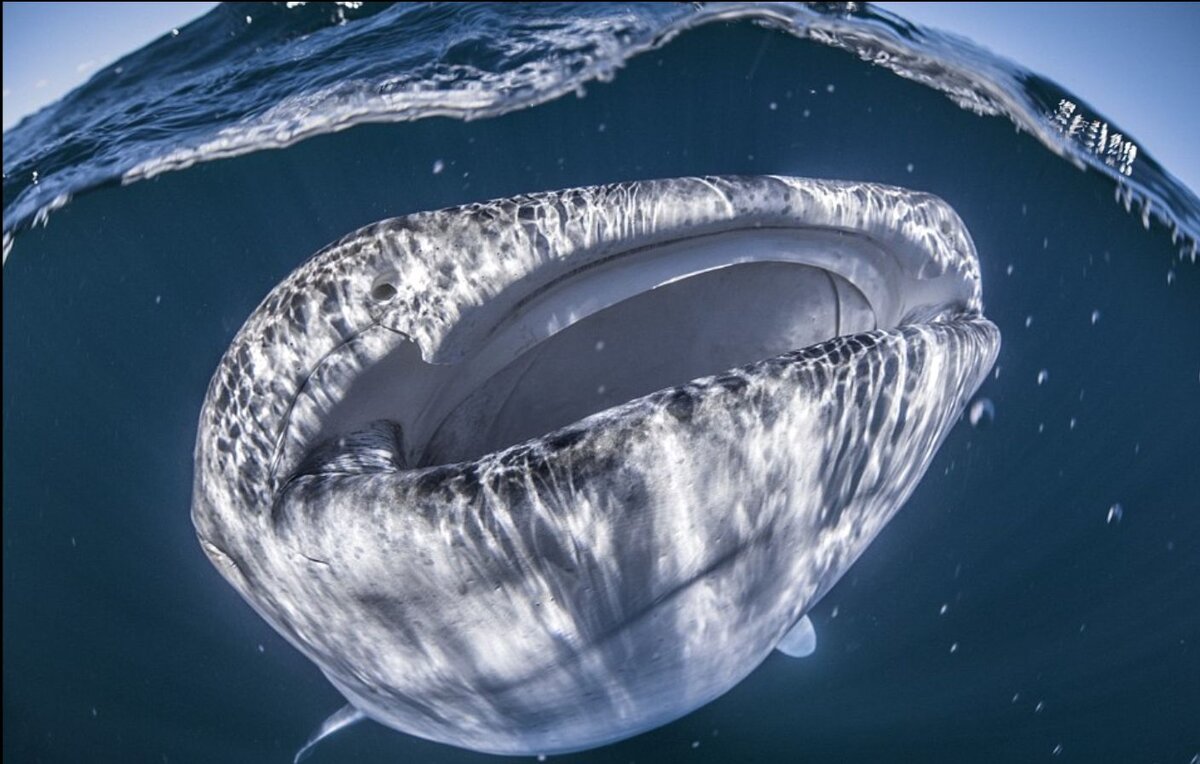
[192,175,998,756]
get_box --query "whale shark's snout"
[191,175,998,757]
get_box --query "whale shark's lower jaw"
[191,176,998,756]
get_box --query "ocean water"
[3,4,1198,763]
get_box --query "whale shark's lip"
[192,175,998,756]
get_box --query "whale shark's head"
[192,175,997,755]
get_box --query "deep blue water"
[3,3,1198,763]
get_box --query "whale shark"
[191,175,998,758]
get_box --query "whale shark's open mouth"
[270,176,984,480]
[314,226,963,469]
[193,176,997,757]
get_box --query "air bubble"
[1106,503,1123,524]
[968,398,994,428]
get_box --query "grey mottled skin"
[192,176,998,755]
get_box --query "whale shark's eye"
[371,277,398,302]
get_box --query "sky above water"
[2,2,217,130]
[875,2,1199,194]
[3,2,1198,193]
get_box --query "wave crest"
[3,2,1197,262]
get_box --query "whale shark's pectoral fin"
[294,704,366,763]
[776,614,817,658]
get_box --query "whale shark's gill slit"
[475,351,543,461]
[823,268,842,338]
[267,329,373,485]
